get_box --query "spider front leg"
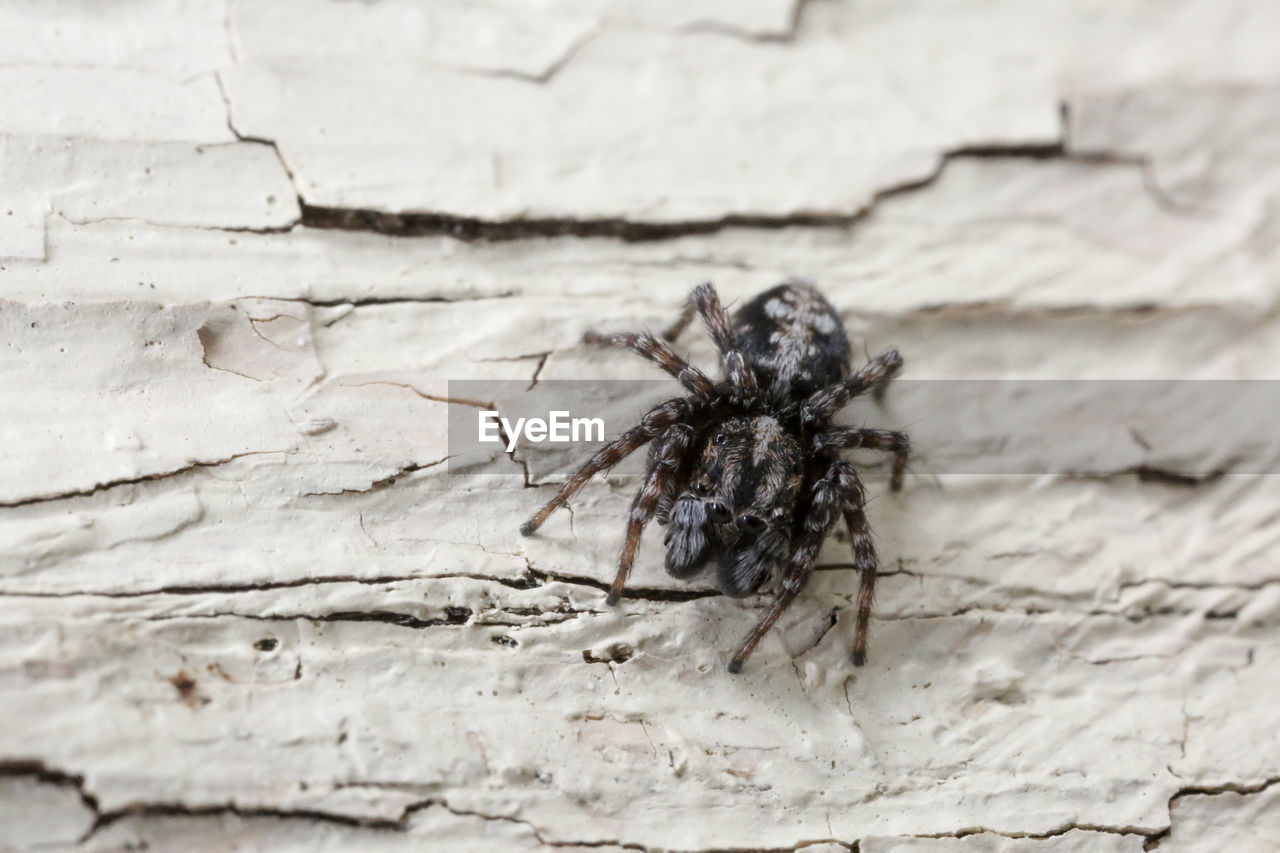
[521,397,696,535]
[608,424,695,605]
[582,331,715,400]
[815,427,910,491]
[727,462,851,673]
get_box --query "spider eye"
[707,502,732,524]
[691,481,712,496]
[712,431,727,445]
[738,514,766,533]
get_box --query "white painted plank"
[2,1,1279,850]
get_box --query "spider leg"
[815,426,910,491]
[521,397,696,536]
[609,424,695,605]
[689,282,759,400]
[801,349,903,426]
[582,331,715,400]
[839,473,880,666]
[726,575,804,674]
[727,462,850,673]
[661,298,698,343]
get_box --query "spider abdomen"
[732,281,852,404]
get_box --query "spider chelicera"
[521,281,908,673]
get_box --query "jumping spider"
[521,281,908,673]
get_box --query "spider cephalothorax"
[521,281,908,673]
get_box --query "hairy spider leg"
[800,348,904,426]
[816,426,911,492]
[842,499,880,666]
[608,424,696,604]
[661,298,699,343]
[727,461,855,672]
[520,398,696,535]
[690,283,759,400]
[582,331,715,400]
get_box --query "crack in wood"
[4,756,1277,849]
[293,140,1070,244]
[0,450,273,509]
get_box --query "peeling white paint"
[2,1,1278,850]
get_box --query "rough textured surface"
[3,1,1279,851]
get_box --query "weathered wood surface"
[3,1,1279,851]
